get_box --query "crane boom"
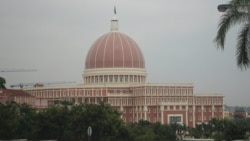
[0,69,37,72]
[10,81,76,88]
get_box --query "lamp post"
[87,126,92,141]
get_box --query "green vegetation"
[190,118,250,141]
[214,0,250,69]
[0,101,176,141]
[1,101,250,141]
[0,76,6,89]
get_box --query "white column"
[193,106,195,127]
[144,106,147,120]
[185,106,188,126]
[136,106,139,122]
[212,105,215,118]
[140,106,143,120]
[202,105,204,122]
[160,105,164,124]
[120,106,123,119]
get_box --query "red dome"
[85,32,145,69]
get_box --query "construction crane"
[0,69,37,73]
[0,69,37,88]
[10,81,76,88]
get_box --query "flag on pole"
[114,5,116,14]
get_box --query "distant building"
[0,88,35,106]
[223,110,231,119]
[246,113,250,119]
[23,13,224,127]
[233,111,248,119]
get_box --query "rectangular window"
[169,116,181,123]
[129,108,132,113]
[198,116,201,121]
[219,107,222,112]
[198,107,201,112]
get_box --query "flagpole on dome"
[111,5,118,32]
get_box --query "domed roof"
[85,16,145,69]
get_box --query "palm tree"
[214,0,250,69]
[0,76,6,89]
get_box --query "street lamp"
[217,4,233,12]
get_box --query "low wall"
[183,138,214,141]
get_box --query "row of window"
[123,108,158,113]
[195,98,223,105]
[29,89,103,98]
[109,98,133,106]
[122,106,223,114]
[193,107,223,112]
[123,115,223,123]
[84,75,146,84]
[189,115,222,121]
[29,89,222,105]
[123,117,158,123]
[133,88,193,96]
[13,97,34,104]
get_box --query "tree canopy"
[214,0,250,69]
[0,102,178,141]
[2,101,250,141]
[0,76,6,89]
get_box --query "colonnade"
[119,104,220,127]
[84,75,146,84]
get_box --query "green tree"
[0,76,6,89]
[32,101,125,141]
[82,102,124,141]
[0,101,20,139]
[214,0,250,69]
[126,121,155,141]
[0,101,36,140]
[15,103,37,139]
[34,105,73,141]
[152,122,176,141]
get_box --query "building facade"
[24,14,224,128]
[0,88,35,106]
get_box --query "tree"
[152,122,176,141]
[0,101,37,140]
[82,102,124,141]
[214,0,250,69]
[0,76,6,89]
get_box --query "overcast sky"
[0,0,249,106]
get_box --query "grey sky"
[0,0,249,106]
